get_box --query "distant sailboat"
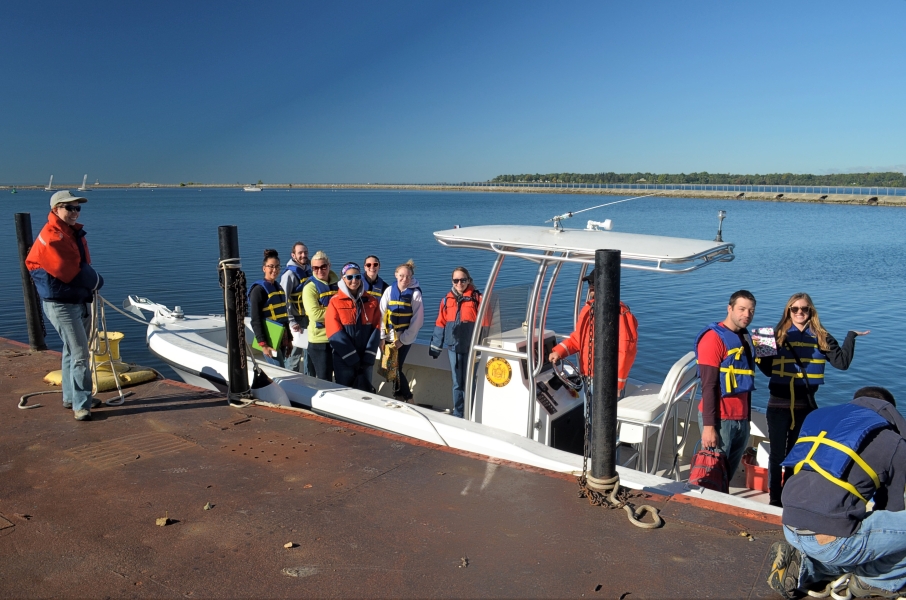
[45,175,53,191]
[78,174,88,192]
[94,178,99,186]
[10,187,16,194]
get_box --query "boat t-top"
[124,211,776,514]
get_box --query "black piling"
[591,249,620,480]
[15,213,47,351]
[218,225,249,399]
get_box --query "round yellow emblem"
[485,357,512,388]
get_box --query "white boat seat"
[618,384,665,422]
[613,351,700,477]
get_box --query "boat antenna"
[546,191,664,231]
[714,210,727,242]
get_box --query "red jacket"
[552,301,638,390]
[26,211,102,303]
[429,286,483,356]
[325,284,382,367]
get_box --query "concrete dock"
[1,337,783,598]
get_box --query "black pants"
[307,342,333,382]
[766,404,814,505]
[394,343,412,399]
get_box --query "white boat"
[127,219,778,516]
[243,185,263,192]
[45,175,53,191]
[78,174,88,192]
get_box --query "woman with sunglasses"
[26,190,104,421]
[380,259,423,401]
[428,267,482,418]
[302,250,340,381]
[362,255,387,301]
[325,263,382,391]
[757,292,870,506]
[248,249,292,367]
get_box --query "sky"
[2,0,905,184]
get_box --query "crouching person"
[769,386,906,599]
[325,263,381,391]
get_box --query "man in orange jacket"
[548,269,638,397]
[26,191,104,421]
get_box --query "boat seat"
[615,351,700,477]
[617,383,664,422]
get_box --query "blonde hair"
[311,250,330,264]
[775,292,829,351]
[395,259,415,275]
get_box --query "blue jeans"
[449,351,467,418]
[697,412,750,482]
[261,347,285,368]
[285,345,305,373]
[785,510,906,593]
[394,344,412,398]
[43,301,93,412]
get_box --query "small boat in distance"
[243,185,263,192]
[45,175,53,191]
[78,174,88,192]
[94,178,99,186]
[10,187,16,194]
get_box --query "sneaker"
[91,397,103,409]
[768,541,802,600]
[848,575,904,598]
[74,409,91,421]
[63,402,72,409]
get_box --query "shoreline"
[4,182,903,206]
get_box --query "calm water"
[3,188,903,413]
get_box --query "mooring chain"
[576,298,663,529]
[218,259,255,407]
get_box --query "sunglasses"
[344,274,362,281]
[364,263,379,268]
[452,278,470,284]
[264,264,280,270]
[60,204,82,212]
[311,264,329,271]
[790,306,810,314]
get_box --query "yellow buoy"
[43,331,158,392]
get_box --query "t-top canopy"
[434,225,734,273]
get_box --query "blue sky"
[2,0,904,184]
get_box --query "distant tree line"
[491,172,906,187]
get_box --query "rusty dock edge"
[0,337,782,599]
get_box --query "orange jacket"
[325,285,382,367]
[26,211,102,303]
[552,301,638,390]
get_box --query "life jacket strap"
[792,431,880,503]
[719,364,754,393]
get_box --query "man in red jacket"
[548,269,638,397]
[26,190,104,421]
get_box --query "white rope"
[383,400,450,447]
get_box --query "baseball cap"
[50,190,88,208]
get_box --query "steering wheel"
[552,356,584,392]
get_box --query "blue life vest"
[693,322,755,397]
[364,275,387,301]
[386,285,417,332]
[771,326,827,387]
[281,263,311,315]
[782,403,889,503]
[307,276,338,328]
[249,280,288,324]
